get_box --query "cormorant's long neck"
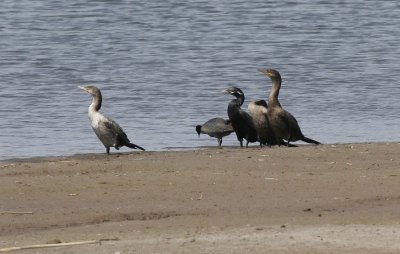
[237,94,245,106]
[268,77,282,107]
[89,91,102,112]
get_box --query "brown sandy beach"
[1,142,400,253]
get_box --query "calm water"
[1,1,399,161]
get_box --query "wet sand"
[1,142,400,253]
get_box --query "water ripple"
[0,0,399,160]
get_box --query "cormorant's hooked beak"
[223,88,234,94]
[257,68,270,76]
[78,86,89,93]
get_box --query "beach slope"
[1,143,400,253]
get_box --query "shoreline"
[1,142,400,253]
[1,141,394,164]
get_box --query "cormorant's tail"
[301,137,320,145]
[126,142,145,151]
[281,140,298,147]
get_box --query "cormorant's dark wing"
[253,100,268,108]
[240,110,254,125]
[102,118,130,144]
[276,109,302,141]
[239,110,258,142]
[100,117,145,150]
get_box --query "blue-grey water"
[1,1,399,161]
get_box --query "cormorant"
[248,99,280,147]
[224,87,258,148]
[258,69,320,146]
[196,118,234,147]
[79,85,145,154]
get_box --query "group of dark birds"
[80,69,319,155]
[196,69,320,148]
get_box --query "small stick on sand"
[0,238,119,253]
[0,211,33,215]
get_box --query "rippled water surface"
[1,1,399,160]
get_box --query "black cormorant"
[79,85,145,154]
[224,87,258,148]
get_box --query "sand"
[0,142,399,253]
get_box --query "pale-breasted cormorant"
[258,69,320,146]
[224,87,258,148]
[79,86,145,154]
[196,117,234,147]
[248,99,280,147]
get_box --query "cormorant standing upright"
[224,87,258,147]
[79,85,145,154]
[258,69,320,146]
